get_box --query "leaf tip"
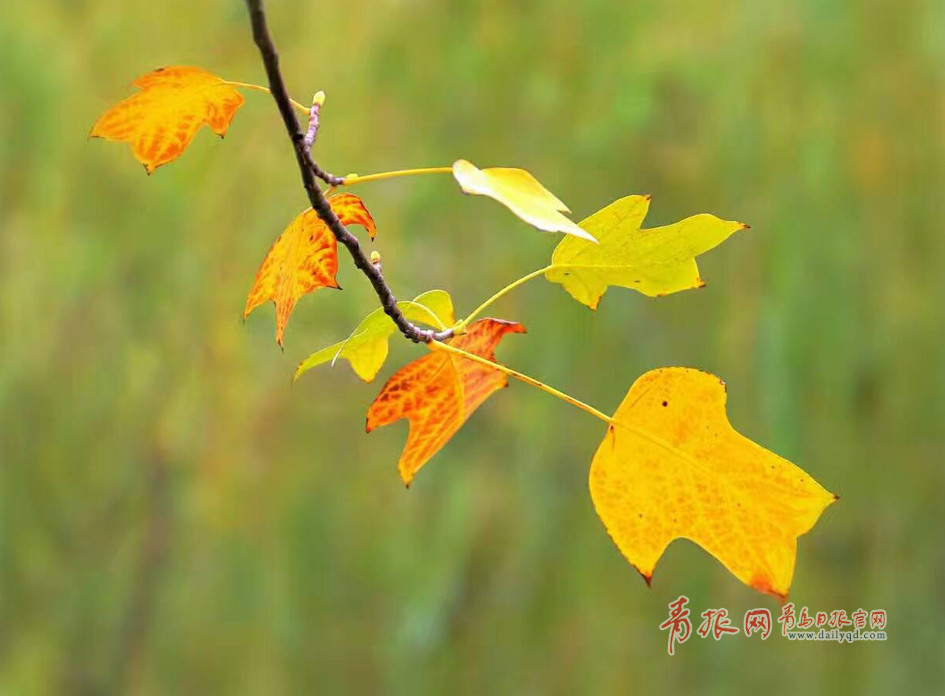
[492,319,528,336]
[568,224,599,244]
[739,222,751,231]
[399,466,415,488]
[747,572,790,603]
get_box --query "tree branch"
[312,160,345,188]
[244,0,453,343]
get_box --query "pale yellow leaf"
[452,159,596,242]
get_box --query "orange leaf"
[590,368,836,599]
[90,66,245,173]
[326,192,377,240]
[366,319,526,485]
[244,194,377,345]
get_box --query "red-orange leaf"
[244,194,376,345]
[366,319,526,485]
[90,66,245,173]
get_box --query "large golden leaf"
[545,195,748,308]
[90,66,245,173]
[244,194,376,345]
[366,319,525,485]
[591,368,835,599]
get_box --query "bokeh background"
[2,0,944,693]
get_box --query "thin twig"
[302,92,344,185]
[243,0,452,343]
[303,91,324,153]
[311,159,345,187]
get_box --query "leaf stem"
[403,301,448,331]
[225,80,309,114]
[430,341,614,425]
[459,266,551,329]
[342,167,454,186]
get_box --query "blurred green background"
[2,0,944,693]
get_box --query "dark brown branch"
[244,0,453,343]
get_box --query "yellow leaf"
[90,66,245,173]
[244,194,376,346]
[295,290,456,382]
[545,195,748,308]
[590,368,835,599]
[452,159,596,242]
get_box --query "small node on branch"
[370,250,382,273]
[303,90,325,152]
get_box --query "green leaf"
[545,195,748,308]
[295,290,455,382]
